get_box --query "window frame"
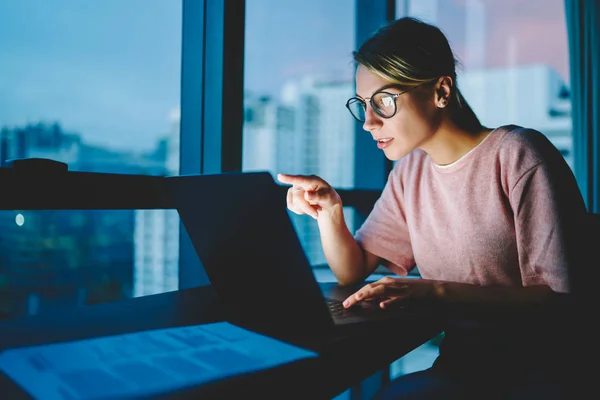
[179,0,397,285]
[179,0,245,288]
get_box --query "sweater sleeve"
[354,166,416,276]
[509,158,587,294]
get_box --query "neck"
[419,119,491,166]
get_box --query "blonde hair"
[353,17,481,132]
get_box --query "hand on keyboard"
[342,276,444,309]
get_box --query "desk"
[0,283,442,400]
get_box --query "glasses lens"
[346,98,366,122]
[372,93,396,118]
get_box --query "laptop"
[166,172,430,344]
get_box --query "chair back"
[573,212,600,299]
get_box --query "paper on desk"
[0,322,317,400]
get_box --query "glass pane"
[0,1,182,174]
[243,0,356,266]
[398,0,573,170]
[0,209,180,320]
[0,0,182,318]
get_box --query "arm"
[432,280,558,308]
[277,173,380,285]
[343,276,560,311]
[509,164,587,295]
[317,203,381,285]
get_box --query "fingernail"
[343,300,348,307]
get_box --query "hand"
[277,173,342,220]
[342,277,444,309]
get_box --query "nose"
[362,104,382,132]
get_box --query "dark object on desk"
[167,172,437,345]
[573,211,600,299]
[4,157,68,173]
[0,161,171,210]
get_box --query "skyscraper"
[133,109,180,297]
[460,64,573,169]
[244,77,355,265]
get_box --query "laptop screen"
[167,172,335,337]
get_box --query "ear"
[435,76,453,109]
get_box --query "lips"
[375,137,393,150]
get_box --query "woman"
[278,17,587,399]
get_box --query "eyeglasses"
[345,80,434,123]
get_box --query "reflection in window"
[243,0,357,266]
[0,0,182,319]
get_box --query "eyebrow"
[355,83,403,99]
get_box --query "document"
[0,322,318,400]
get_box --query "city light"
[15,213,24,227]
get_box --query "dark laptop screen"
[168,172,334,336]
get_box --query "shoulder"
[494,124,566,173]
[496,124,564,163]
[491,125,577,197]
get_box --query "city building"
[0,122,170,318]
[133,108,181,297]
[459,64,573,168]
[244,77,356,266]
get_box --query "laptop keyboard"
[325,299,355,319]
[326,298,396,320]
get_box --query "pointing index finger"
[276,174,320,190]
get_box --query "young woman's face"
[355,65,442,161]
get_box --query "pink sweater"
[355,125,587,293]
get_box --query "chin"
[384,148,409,161]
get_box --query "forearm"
[434,281,559,308]
[317,204,369,285]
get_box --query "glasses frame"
[345,79,437,123]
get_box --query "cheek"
[390,107,429,137]
[405,100,440,134]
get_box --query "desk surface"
[0,283,442,400]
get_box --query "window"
[243,0,357,266]
[397,0,573,169]
[0,209,180,319]
[0,0,182,320]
